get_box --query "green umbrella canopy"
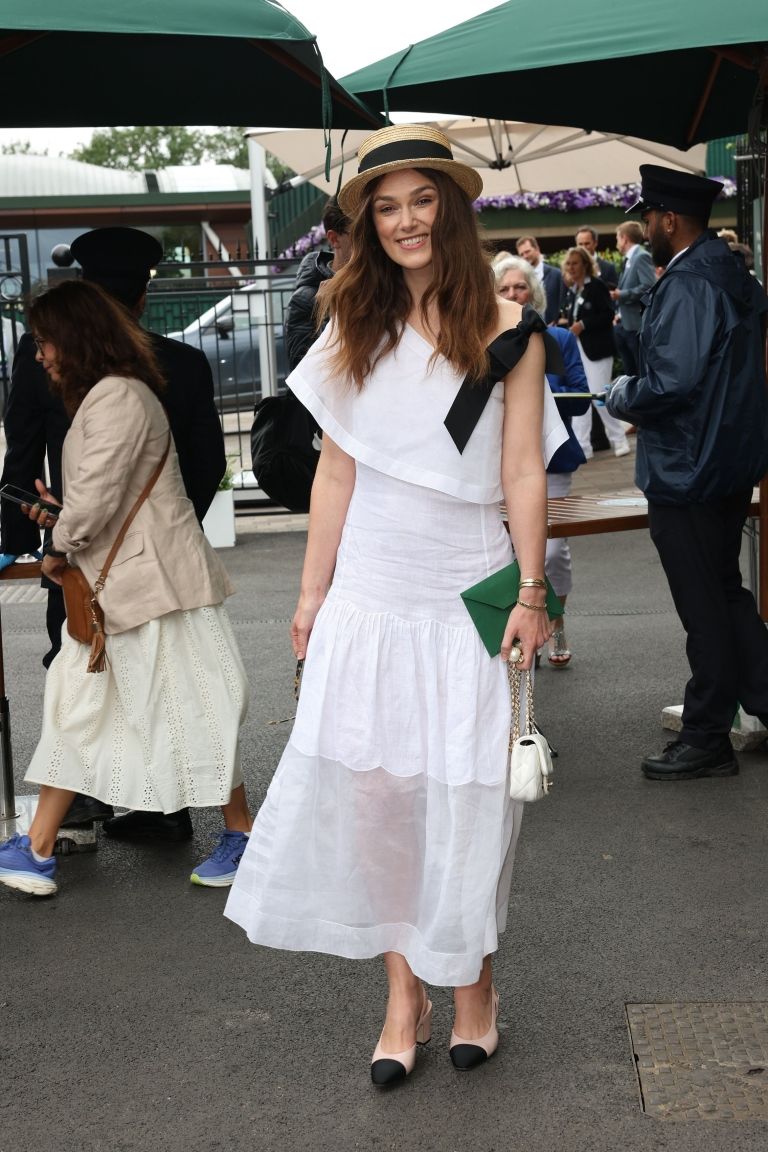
[0,0,380,130]
[343,0,767,148]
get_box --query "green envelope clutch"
[460,561,563,657]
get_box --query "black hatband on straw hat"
[338,125,483,215]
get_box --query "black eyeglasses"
[33,337,46,354]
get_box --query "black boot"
[641,740,738,781]
[102,808,194,842]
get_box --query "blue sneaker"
[0,834,57,896]
[190,830,248,888]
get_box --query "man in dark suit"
[607,166,768,781]
[515,235,563,325]
[0,227,226,839]
[574,227,619,289]
[609,220,656,375]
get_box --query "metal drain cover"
[627,1003,768,1121]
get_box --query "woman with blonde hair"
[559,245,630,459]
[494,255,590,666]
[226,125,566,1085]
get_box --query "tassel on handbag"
[60,565,107,672]
[507,664,554,802]
[85,585,107,673]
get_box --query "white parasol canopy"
[250,117,709,200]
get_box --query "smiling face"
[562,252,588,286]
[34,335,61,382]
[371,169,440,275]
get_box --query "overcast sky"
[0,1,500,156]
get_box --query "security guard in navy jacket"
[607,165,768,781]
[0,227,226,837]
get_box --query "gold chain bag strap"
[60,433,170,673]
[507,663,554,801]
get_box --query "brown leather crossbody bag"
[60,434,170,673]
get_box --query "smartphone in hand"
[0,484,61,518]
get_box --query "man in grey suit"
[610,220,656,374]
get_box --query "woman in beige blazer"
[0,281,251,898]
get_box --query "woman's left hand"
[500,602,554,671]
[569,320,585,338]
[41,553,67,585]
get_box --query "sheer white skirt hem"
[224,746,523,987]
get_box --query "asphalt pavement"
[2,446,768,1152]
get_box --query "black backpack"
[250,392,320,512]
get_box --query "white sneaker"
[614,444,631,458]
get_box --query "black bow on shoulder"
[443,306,565,454]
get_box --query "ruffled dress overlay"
[225,321,565,987]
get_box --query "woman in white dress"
[0,280,251,898]
[225,125,562,1085]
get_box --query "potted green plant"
[202,456,238,548]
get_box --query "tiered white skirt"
[225,464,524,987]
[25,604,248,812]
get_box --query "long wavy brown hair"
[28,280,166,417]
[316,168,498,388]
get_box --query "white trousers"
[545,471,573,598]
[571,349,629,456]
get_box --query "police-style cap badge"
[69,227,163,307]
[626,165,723,219]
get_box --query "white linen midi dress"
[225,321,566,986]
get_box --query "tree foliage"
[71,126,214,170]
[1,140,44,156]
[69,125,291,180]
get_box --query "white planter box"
[202,489,236,548]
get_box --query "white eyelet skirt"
[25,604,248,812]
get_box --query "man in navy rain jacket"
[607,164,768,781]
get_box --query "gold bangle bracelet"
[517,598,548,612]
[519,578,546,589]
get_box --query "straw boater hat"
[337,124,483,215]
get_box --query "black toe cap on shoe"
[449,1043,489,1071]
[370,1058,407,1086]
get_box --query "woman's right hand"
[41,553,67,586]
[291,594,325,659]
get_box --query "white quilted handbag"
[507,665,554,802]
